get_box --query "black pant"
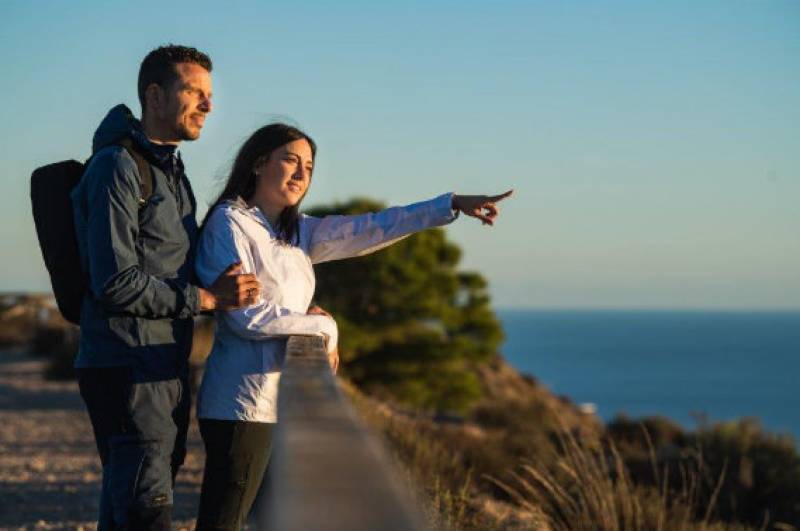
[78,367,190,531]
[196,419,274,531]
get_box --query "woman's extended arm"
[304,193,455,264]
[305,190,513,264]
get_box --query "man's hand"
[452,190,513,226]
[198,262,261,311]
[308,305,339,374]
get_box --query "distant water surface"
[498,310,800,439]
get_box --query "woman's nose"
[294,167,310,181]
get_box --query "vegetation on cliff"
[306,198,800,529]
[6,195,799,529]
[308,198,504,413]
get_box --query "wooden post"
[255,335,426,531]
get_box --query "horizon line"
[3,291,798,313]
[496,305,800,313]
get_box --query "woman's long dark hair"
[202,123,316,245]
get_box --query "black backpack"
[30,137,154,325]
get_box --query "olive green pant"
[196,419,274,531]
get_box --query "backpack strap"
[118,137,154,206]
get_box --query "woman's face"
[252,139,314,210]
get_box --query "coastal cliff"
[3,293,799,529]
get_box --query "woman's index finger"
[491,189,514,202]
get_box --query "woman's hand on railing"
[308,305,339,374]
[307,305,331,318]
[452,189,514,226]
[328,347,339,375]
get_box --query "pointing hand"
[452,189,514,226]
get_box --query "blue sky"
[1,1,798,309]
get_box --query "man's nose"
[199,96,212,113]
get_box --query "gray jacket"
[71,104,200,379]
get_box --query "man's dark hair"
[138,44,212,113]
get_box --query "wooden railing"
[254,335,426,531]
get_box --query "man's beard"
[176,123,201,141]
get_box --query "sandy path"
[0,351,204,530]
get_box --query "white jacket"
[195,193,458,422]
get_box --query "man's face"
[159,62,213,142]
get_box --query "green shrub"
[608,416,800,529]
[694,419,800,528]
[40,327,79,380]
[309,198,504,413]
[343,382,491,530]
[29,325,69,358]
[491,423,731,531]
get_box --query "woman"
[194,123,512,529]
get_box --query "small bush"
[490,422,730,531]
[694,419,800,528]
[29,325,69,358]
[40,327,79,380]
[609,415,688,455]
[470,398,563,490]
[0,295,45,346]
[0,317,33,346]
[344,382,496,530]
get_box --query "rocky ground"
[0,351,204,530]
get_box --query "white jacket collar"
[224,196,274,232]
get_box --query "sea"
[498,309,800,440]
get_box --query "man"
[71,45,259,529]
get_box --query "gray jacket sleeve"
[82,147,199,318]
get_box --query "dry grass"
[488,421,746,531]
[343,380,543,530]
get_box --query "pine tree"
[308,198,504,412]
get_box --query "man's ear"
[144,83,165,115]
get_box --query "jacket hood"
[91,104,180,174]
[91,104,151,155]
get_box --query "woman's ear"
[252,155,270,175]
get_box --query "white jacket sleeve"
[196,206,338,352]
[222,304,338,353]
[305,193,458,264]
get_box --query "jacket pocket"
[137,318,178,346]
[108,316,141,347]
